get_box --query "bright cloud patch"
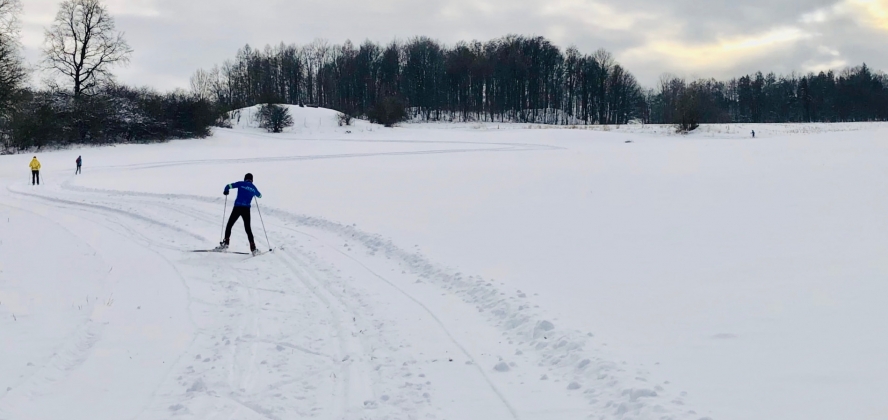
[622,27,811,70]
[540,0,649,31]
[846,0,888,30]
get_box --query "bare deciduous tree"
[304,38,329,104]
[42,0,132,97]
[0,0,25,110]
[190,68,212,101]
[0,0,18,33]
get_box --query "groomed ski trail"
[4,180,523,419]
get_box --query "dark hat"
[244,173,253,181]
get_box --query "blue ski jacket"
[225,181,262,207]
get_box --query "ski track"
[79,137,561,173]
[0,193,199,420]
[1,142,702,420]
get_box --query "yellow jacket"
[29,158,40,171]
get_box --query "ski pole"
[255,199,272,252]
[220,195,228,243]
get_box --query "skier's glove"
[223,189,229,196]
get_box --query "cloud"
[540,0,650,31]
[803,58,849,72]
[20,0,55,48]
[623,27,813,72]
[845,0,888,30]
[797,0,888,31]
[104,0,161,17]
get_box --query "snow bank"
[227,104,377,135]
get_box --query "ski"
[245,249,274,259]
[191,249,251,255]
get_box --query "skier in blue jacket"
[219,173,262,253]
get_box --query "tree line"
[192,37,645,125]
[0,0,217,153]
[652,66,888,130]
[193,37,888,128]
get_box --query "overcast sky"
[19,0,888,90]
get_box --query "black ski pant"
[75,165,81,174]
[31,170,39,185]
[224,206,254,246]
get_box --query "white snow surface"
[2,105,888,420]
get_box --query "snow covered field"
[1,106,887,420]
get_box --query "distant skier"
[75,155,82,174]
[217,173,262,254]
[29,156,41,185]
[751,130,755,138]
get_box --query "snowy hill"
[227,104,378,135]
[2,121,888,420]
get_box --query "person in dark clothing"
[219,173,262,253]
[225,206,254,248]
[75,156,82,174]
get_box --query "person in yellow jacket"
[29,156,40,185]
